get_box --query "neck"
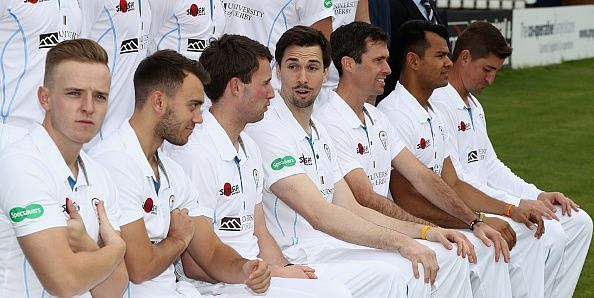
[336,81,367,123]
[210,103,246,150]
[283,97,313,134]
[399,75,433,111]
[129,115,162,166]
[448,66,471,105]
[42,121,82,178]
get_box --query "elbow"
[43,274,88,297]
[128,268,152,285]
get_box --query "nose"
[192,108,203,124]
[266,84,275,99]
[444,55,453,69]
[297,68,308,84]
[80,93,95,114]
[486,71,497,85]
[383,60,392,75]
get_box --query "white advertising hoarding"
[512,5,594,68]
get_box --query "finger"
[299,265,316,273]
[501,236,511,263]
[469,244,478,264]
[180,208,190,216]
[568,198,580,211]
[542,207,559,221]
[66,198,81,219]
[411,258,420,280]
[542,200,556,212]
[492,235,501,262]
[95,200,108,222]
[477,231,492,248]
[305,271,318,279]
[439,234,453,250]
[423,260,431,284]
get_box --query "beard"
[155,107,188,146]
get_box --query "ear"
[341,56,354,74]
[459,49,472,65]
[38,86,50,112]
[228,77,242,97]
[150,90,167,115]
[406,51,420,71]
[275,62,281,78]
[322,66,329,83]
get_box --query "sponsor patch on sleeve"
[9,204,45,223]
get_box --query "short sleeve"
[102,172,123,230]
[379,110,406,162]
[245,122,306,191]
[295,0,335,26]
[163,156,209,218]
[0,155,66,237]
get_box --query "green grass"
[479,58,594,297]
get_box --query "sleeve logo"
[271,156,296,171]
[324,0,333,8]
[9,204,45,223]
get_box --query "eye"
[67,91,81,97]
[308,65,320,71]
[95,94,108,102]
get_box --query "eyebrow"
[285,57,322,65]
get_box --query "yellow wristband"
[421,225,431,240]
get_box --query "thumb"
[438,233,453,250]
[95,199,109,224]
[66,198,81,220]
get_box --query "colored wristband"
[503,204,514,218]
[421,225,431,240]
[284,263,294,267]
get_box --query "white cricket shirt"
[378,82,450,176]
[315,90,405,196]
[0,124,121,298]
[90,121,207,297]
[431,84,542,204]
[244,97,342,258]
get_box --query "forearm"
[397,192,469,229]
[204,242,250,284]
[357,191,434,225]
[414,171,477,223]
[313,203,411,251]
[451,179,510,215]
[351,204,426,238]
[90,261,128,297]
[256,233,290,267]
[129,236,187,283]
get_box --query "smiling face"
[461,53,504,94]
[351,40,392,96]
[277,45,328,109]
[155,72,204,146]
[40,60,111,147]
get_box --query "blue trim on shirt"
[274,198,286,237]
[267,0,293,48]
[1,10,28,123]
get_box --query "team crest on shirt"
[116,0,135,13]
[467,148,486,163]
[142,197,158,214]
[187,3,206,16]
[219,183,240,197]
[378,131,388,151]
[39,32,59,49]
[324,0,333,9]
[169,195,176,208]
[252,169,259,188]
[323,144,331,161]
[416,137,431,150]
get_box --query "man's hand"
[242,259,271,293]
[537,192,580,217]
[520,199,558,221]
[167,208,195,248]
[95,200,126,251]
[66,199,98,252]
[472,221,510,263]
[398,238,439,285]
[426,227,477,264]
[509,206,545,238]
[273,264,317,279]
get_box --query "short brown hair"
[275,26,331,69]
[44,39,109,87]
[453,21,512,61]
[134,50,211,108]
[200,34,272,102]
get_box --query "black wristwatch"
[469,218,484,231]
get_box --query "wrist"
[502,204,514,218]
[420,225,431,240]
[468,217,484,231]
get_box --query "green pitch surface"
[479,58,594,297]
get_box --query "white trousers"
[457,230,512,298]
[294,238,472,298]
[494,215,545,298]
[544,209,592,298]
[194,277,351,298]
